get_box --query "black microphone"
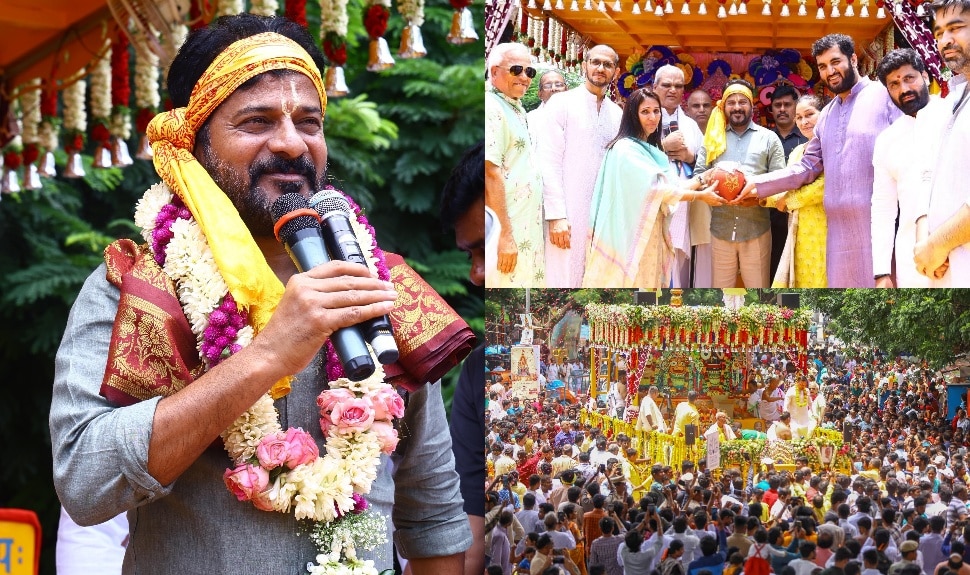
[664,119,679,137]
[270,193,375,381]
[309,190,399,365]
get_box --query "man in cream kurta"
[912,1,970,287]
[871,48,940,288]
[537,45,622,288]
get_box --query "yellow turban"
[147,32,328,399]
[702,83,754,165]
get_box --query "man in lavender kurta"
[734,34,901,287]
[537,45,622,287]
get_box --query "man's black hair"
[770,84,800,103]
[167,13,327,108]
[440,140,485,229]
[876,48,928,85]
[811,33,856,59]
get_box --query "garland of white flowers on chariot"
[134,182,399,575]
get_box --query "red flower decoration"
[111,33,131,108]
[323,35,348,66]
[67,133,85,153]
[364,4,390,40]
[22,143,39,166]
[285,0,308,27]
[136,107,156,132]
[4,151,22,170]
[41,88,58,118]
[91,122,111,145]
[450,0,473,8]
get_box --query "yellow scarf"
[146,32,328,398]
[702,84,754,165]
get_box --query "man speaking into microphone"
[49,13,473,575]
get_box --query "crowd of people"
[483,339,970,575]
[485,0,970,289]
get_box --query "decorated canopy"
[585,303,812,350]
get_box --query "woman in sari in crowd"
[583,88,724,288]
[764,93,828,287]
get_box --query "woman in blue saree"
[583,89,723,287]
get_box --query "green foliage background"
[0,2,483,572]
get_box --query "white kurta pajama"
[636,395,668,433]
[870,99,946,287]
[784,386,815,439]
[662,108,709,288]
[913,76,970,287]
[537,87,622,288]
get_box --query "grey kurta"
[50,263,471,574]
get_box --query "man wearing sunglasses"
[536,45,622,288]
[485,42,545,287]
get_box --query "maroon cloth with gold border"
[99,240,475,405]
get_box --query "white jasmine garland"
[90,42,113,121]
[249,0,280,15]
[134,48,160,110]
[217,0,244,16]
[136,182,399,574]
[38,120,59,151]
[110,110,132,140]
[20,79,41,145]
[320,0,350,37]
[63,79,87,133]
[396,0,425,25]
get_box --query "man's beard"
[943,45,970,77]
[729,109,751,128]
[827,64,858,95]
[199,138,326,237]
[895,84,931,116]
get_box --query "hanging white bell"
[366,37,396,71]
[632,0,641,13]
[739,0,747,12]
[2,168,21,194]
[860,3,869,15]
[38,151,57,177]
[136,135,154,161]
[817,5,825,16]
[398,23,428,58]
[570,0,579,9]
[556,0,564,7]
[655,3,664,14]
[781,3,790,14]
[699,1,707,13]
[681,1,690,13]
[112,138,134,167]
[93,143,113,168]
[325,66,351,97]
[798,2,808,14]
[718,3,727,16]
[876,4,885,16]
[447,8,479,44]
[23,163,42,190]
[845,3,854,15]
[63,152,86,178]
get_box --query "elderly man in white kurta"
[912,1,970,287]
[654,65,708,288]
[636,386,668,433]
[537,45,622,288]
[528,70,568,152]
[871,48,941,288]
